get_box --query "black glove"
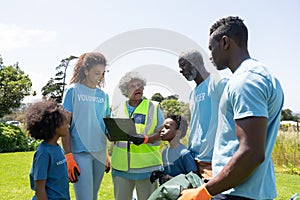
[150,170,165,183]
[158,174,172,185]
[73,168,80,183]
[105,162,110,173]
[129,134,146,145]
[150,170,173,185]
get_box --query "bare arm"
[206,117,267,195]
[35,180,48,200]
[62,112,72,154]
[148,126,163,143]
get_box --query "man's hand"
[65,153,80,183]
[178,184,213,200]
[129,134,148,145]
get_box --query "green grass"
[276,173,300,199]
[0,151,299,199]
[273,130,300,175]
[0,151,113,199]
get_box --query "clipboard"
[103,118,137,141]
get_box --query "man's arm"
[206,116,267,195]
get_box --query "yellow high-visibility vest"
[111,99,162,171]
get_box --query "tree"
[165,94,179,100]
[281,108,299,122]
[160,99,190,120]
[42,55,77,103]
[151,93,164,102]
[0,61,32,118]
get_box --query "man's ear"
[84,69,88,76]
[221,35,230,50]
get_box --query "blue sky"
[1,0,300,112]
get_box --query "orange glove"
[65,153,80,183]
[178,184,214,200]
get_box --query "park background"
[1,0,300,199]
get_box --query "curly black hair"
[25,100,68,142]
[209,16,248,48]
[166,113,181,130]
[166,113,188,138]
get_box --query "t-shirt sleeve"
[230,73,269,119]
[32,151,49,181]
[156,106,165,128]
[215,77,228,99]
[62,87,73,113]
[181,149,198,173]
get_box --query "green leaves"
[41,55,78,103]
[0,123,38,153]
[0,64,32,118]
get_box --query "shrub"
[0,122,39,152]
[273,130,300,175]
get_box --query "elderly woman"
[111,71,165,200]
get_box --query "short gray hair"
[178,49,204,71]
[119,71,147,97]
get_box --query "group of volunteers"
[27,16,284,200]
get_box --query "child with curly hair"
[27,100,70,200]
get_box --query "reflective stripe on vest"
[111,99,162,171]
[115,141,160,148]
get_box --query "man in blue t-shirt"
[178,49,228,179]
[179,16,284,200]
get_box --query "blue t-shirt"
[162,144,198,177]
[62,83,110,162]
[213,59,284,199]
[189,74,228,162]
[112,100,165,180]
[30,142,69,200]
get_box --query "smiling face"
[178,58,197,81]
[127,79,144,101]
[84,64,106,88]
[160,118,178,142]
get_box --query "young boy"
[150,114,198,185]
[26,100,70,200]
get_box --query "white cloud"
[0,24,57,51]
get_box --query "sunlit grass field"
[0,151,114,199]
[1,129,299,200]
[0,151,299,199]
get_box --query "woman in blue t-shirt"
[62,52,111,200]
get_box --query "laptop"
[103,118,137,141]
